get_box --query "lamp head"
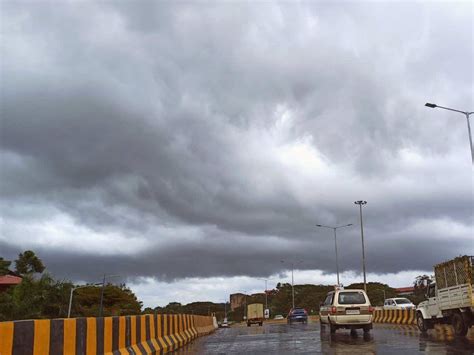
[425,103,437,108]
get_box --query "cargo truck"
[247,303,264,326]
[416,255,474,336]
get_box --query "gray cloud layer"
[1,2,472,284]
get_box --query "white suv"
[319,288,374,334]
[383,298,415,310]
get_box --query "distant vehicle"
[221,318,229,328]
[274,315,284,320]
[319,288,374,334]
[416,256,474,337]
[383,298,415,310]
[287,308,308,324]
[247,303,264,326]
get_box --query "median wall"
[0,314,215,355]
[373,309,416,325]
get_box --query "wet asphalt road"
[174,321,474,354]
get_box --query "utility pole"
[316,223,353,286]
[264,279,268,311]
[258,278,269,312]
[98,274,120,317]
[354,201,368,292]
[291,264,295,310]
[281,260,302,310]
[244,293,247,320]
[99,274,106,317]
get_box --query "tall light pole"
[354,201,368,292]
[280,260,302,310]
[425,103,474,164]
[316,223,353,286]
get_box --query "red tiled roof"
[395,287,415,293]
[0,274,22,285]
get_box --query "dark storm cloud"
[1,2,472,283]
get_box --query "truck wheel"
[329,321,336,334]
[259,322,263,326]
[416,313,428,333]
[247,322,250,327]
[452,312,468,337]
[363,325,371,333]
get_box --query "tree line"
[0,250,432,322]
[0,251,142,321]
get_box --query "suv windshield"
[395,299,411,304]
[338,291,366,304]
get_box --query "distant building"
[0,272,22,292]
[230,293,246,311]
[395,287,415,296]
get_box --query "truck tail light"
[330,306,337,314]
[368,306,375,313]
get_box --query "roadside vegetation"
[0,251,141,321]
[1,251,431,322]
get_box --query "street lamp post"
[425,103,474,164]
[280,260,302,310]
[315,223,353,286]
[354,201,368,292]
[68,283,102,318]
[68,286,80,318]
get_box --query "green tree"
[0,251,143,320]
[0,273,71,321]
[15,250,45,275]
[0,257,11,275]
[71,283,142,317]
[346,282,397,306]
[408,274,433,305]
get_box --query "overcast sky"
[1,1,472,307]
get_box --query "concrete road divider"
[373,309,416,325]
[0,313,214,355]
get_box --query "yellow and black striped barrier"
[0,313,215,354]
[373,309,416,325]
